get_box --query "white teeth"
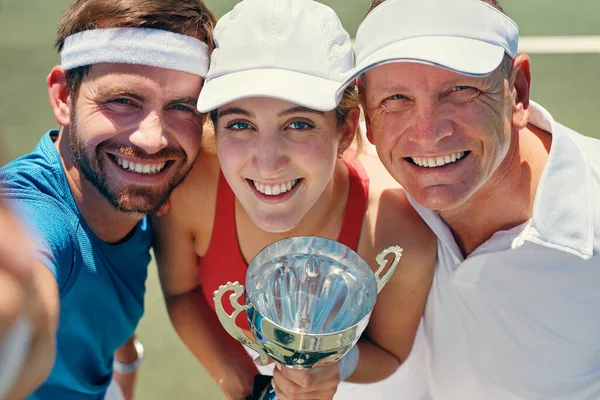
[252,179,300,196]
[411,152,466,168]
[114,156,167,174]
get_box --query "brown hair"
[56,0,216,95]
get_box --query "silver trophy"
[213,236,402,399]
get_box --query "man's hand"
[0,202,58,399]
[271,363,340,400]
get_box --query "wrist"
[113,338,144,374]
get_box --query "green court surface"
[0,1,598,399]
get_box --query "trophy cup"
[213,236,402,399]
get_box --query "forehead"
[219,97,332,118]
[82,63,204,95]
[364,62,498,91]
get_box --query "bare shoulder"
[357,153,436,268]
[157,149,221,254]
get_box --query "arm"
[347,187,436,383]
[0,202,59,400]
[152,208,259,400]
[112,335,143,400]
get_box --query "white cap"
[347,0,519,87]
[197,0,354,113]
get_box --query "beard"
[68,110,198,214]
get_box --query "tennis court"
[1,0,598,398]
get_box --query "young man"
[0,0,215,398]
[352,0,600,399]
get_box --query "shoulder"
[356,154,436,268]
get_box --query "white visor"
[345,0,519,88]
[61,28,210,77]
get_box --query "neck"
[56,128,143,244]
[440,125,552,256]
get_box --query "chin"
[411,188,472,214]
[251,213,301,234]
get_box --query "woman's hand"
[271,362,340,400]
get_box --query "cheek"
[216,139,248,171]
[371,114,405,152]
[165,116,204,154]
[72,111,121,150]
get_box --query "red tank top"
[201,158,370,329]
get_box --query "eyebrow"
[93,86,146,102]
[217,105,325,119]
[279,106,325,117]
[218,107,254,119]
[166,97,199,108]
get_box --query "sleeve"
[5,197,74,290]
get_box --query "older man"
[351,0,600,399]
[0,0,215,398]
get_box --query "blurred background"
[1,0,599,398]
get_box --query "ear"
[510,54,531,130]
[47,66,72,127]
[340,106,361,151]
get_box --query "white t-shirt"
[409,102,600,400]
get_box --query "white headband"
[61,27,210,77]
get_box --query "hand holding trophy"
[213,236,402,399]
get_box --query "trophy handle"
[213,282,270,365]
[374,245,403,293]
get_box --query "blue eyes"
[453,85,472,92]
[111,98,133,105]
[225,121,314,131]
[389,94,405,100]
[171,104,194,112]
[288,121,313,130]
[227,121,251,130]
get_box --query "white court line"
[519,36,600,54]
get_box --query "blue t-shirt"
[0,131,151,399]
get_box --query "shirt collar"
[524,101,595,259]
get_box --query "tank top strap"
[336,157,370,251]
[202,171,244,267]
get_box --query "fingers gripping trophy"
[213,236,402,399]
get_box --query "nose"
[407,102,453,147]
[129,112,168,155]
[252,134,289,176]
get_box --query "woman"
[153,0,436,399]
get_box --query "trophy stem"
[213,282,270,365]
